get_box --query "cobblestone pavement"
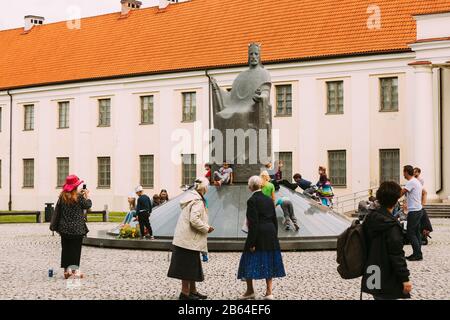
[0,219,449,300]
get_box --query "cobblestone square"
[0,219,449,300]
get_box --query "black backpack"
[336,219,367,279]
[49,200,61,232]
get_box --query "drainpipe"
[7,90,13,211]
[205,70,212,164]
[437,68,443,193]
[205,70,212,131]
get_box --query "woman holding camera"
[53,175,92,279]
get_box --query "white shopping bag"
[241,218,249,233]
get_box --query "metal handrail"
[334,187,378,214]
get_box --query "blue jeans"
[407,210,423,258]
[123,210,136,225]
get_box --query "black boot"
[179,292,200,300]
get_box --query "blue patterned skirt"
[237,250,286,280]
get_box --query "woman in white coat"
[167,177,215,300]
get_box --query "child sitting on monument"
[213,162,233,187]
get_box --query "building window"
[24,104,34,131]
[98,157,111,188]
[58,101,70,129]
[275,152,292,181]
[23,159,34,188]
[380,77,398,112]
[140,155,154,188]
[380,149,400,184]
[182,154,196,185]
[57,157,69,187]
[328,150,346,187]
[326,81,344,114]
[182,92,196,122]
[275,85,292,116]
[140,96,154,125]
[98,99,111,127]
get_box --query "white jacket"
[172,190,210,252]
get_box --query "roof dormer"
[121,0,142,16]
[24,15,44,32]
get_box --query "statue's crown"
[248,43,261,50]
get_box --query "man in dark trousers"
[401,165,425,261]
[135,186,154,240]
[362,181,412,300]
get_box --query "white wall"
[441,68,450,200]
[0,52,443,211]
[415,12,450,40]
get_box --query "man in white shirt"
[401,165,425,261]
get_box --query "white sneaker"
[239,293,256,300]
[263,294,274,300]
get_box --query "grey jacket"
[172,190,210,252]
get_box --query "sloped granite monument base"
[83,185,350,251]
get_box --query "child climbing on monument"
[276,197,299,231]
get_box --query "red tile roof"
[1,0,450,90]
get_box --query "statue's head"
[248,43,261,67]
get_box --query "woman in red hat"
[53,175,92,279]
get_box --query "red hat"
[63,175,84,192]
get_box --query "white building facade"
[1,5,450,211]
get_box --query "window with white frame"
[380,149,400,184]
[182,154,196,185]
[24,104,34,131]
[182,92,196,122]
[328,150,346,187]
[275,85,292,116]
[57,157,69,187]
[275,152,292,181]
[326,81,344,114]
[98,157,111,188]
[98,99,111,127]
[380,77,398,112]
[140,96,154,124]
[23,159,34,188]
[140,155,154,188]
[58,101,70,129]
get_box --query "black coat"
[57,196,92,237]
[421,209,433,232]
[244,191,280,252]
[361,207,410,299]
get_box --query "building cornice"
[408,61,432,66]
[0,49,413,94]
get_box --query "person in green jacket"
[260,171,275,202]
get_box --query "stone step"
[427,214,450,218]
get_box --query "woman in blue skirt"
[238,175,286,300]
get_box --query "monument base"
[231,164,262,183]
[84,185,350,252]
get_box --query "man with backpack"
[361,181,412,300]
